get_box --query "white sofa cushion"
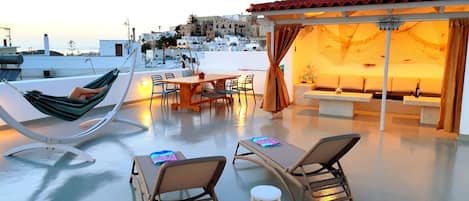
[419,77,442,94]
[391,77,419,92]
[340,75,364,91]
[315,74,339,89]
[364,76,391,92]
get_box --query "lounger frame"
[130,153,226,201]
[233,134,360,201]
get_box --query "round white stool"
[250,185,282,201]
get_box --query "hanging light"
[378,16,403,31]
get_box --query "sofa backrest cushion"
[419,77,442,95]
[391,77,419,93]
[364,76,391,92]
[340,75,364,92]
[315,74,339,90]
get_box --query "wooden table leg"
[172,83,201,112]
[170,79,235,112]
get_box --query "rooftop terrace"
[0,96,467,201]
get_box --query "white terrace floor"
[0,96,467,201]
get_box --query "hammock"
[0,49,148,162]
[23,68,119,121]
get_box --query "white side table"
[403,96,441,125]
[250,185,282,201]
[293,83,316,105]
[304,90,372,118]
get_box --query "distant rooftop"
[19,50,64,56]
[0,46,18,54]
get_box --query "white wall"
[21,55,145,78]
[284,46,294,102]
[99,40,140,57]
[459,40,469,135]
[201,50,291,101]
[22,55,138,69]
[199,51,269,95]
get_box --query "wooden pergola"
[247,0,469,132]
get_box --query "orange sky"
[0,0,270,51]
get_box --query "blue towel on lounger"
[150,150,178,165]
[251,136,280,147]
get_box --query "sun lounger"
[233,134,360,201]
[130,151,226,201]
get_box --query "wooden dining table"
[161,74,240,112]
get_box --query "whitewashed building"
[99,40,140,57]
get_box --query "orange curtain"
[438,18,469,133]
[262,24,301,112]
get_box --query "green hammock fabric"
[23,68,119,121]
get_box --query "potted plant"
[198,72,205,79]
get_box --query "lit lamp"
[335,87,342,94]
[140,79,150,88]
[377,16,402,31]
[139,79,152,99]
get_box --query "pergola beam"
[433,6,446,13]
[251,1,467,17]
[387,9,393,15]
[439,6,446,14]
[341,11,357,18]
[341,11,348,18]
[273,12,469,25]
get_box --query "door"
[115,44,123,56]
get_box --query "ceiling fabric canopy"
[296,21,448,66]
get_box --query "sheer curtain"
[438,18,469,133]
[262,24,301,113]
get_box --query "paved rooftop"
[0,96,467,201]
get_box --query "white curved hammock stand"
[0,49,148,162]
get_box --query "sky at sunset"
[0,0,270,52]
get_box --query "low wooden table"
[161,74,240,112]
[403,96,441,125]
[304,90,372,118]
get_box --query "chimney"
[132,27,136,41]
[3,39,6,47]
[44,34,50,56]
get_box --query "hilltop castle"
[177,14,266,39]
